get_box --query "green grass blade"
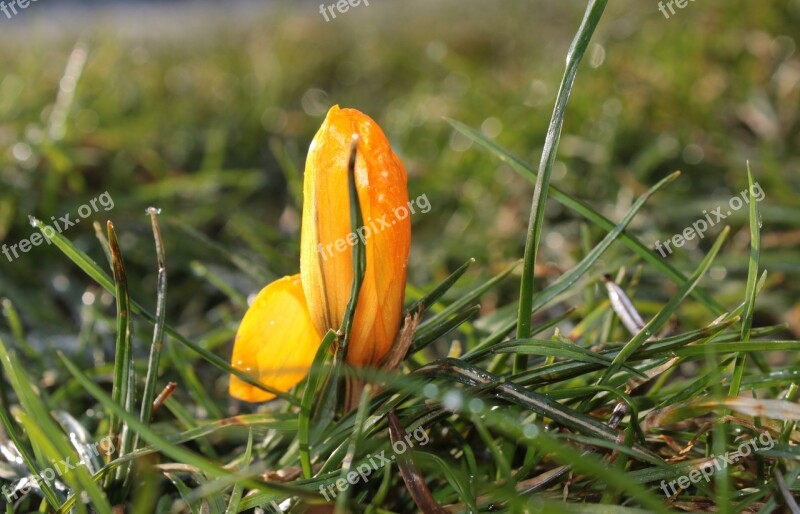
[405,257,475,315]
[106,221,132,483]
[299,329,337,479]
[334,384,372,513]
[139,208,168,430]
[415,259,518,339]
[515,0,609,374]
[480,171,680,348]
[410,305,481,354]
[600,226,730,384]
[339,136,366,358]
[0,337,111,512]
[446,119,726,315]
[729,164,761,397]
[30,217,298,404]
[0,342,61,507]
[59,354,229,478]
[225,428,252,514]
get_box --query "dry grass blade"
[387,410,447,514]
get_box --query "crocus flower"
[230,106,411,402]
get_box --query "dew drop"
[522,424,539,439]
[423,383,439,399]
[468,398,484,413]
[442,389,463,412]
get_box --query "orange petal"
[229,274,322,402]
[300,105,411,367]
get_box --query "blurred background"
[0,0,798,397]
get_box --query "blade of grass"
[139,208,167,430]
[0,337,111,512]
[225,428,252,514]
[106,221,133,484]
[482,171,680,348]
[729,163,761,397]
[29,217,298,404]
[339,135,366,358]
[59,353,228,478]
[599,226,730,384]
[446,119,726,315]
[516,0,609,373]
[299,329,337,479]
[405,257,475,315]
[0,343,61,507]
[415,259,519,339]
[335,384,373,513]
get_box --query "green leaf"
[445,119,725,316]
[599,226,730,384]
[299,329,338,479]
[516,0,610,373]
[729,163,762,397]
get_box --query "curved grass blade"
[483,339,647,379]
[29,217,298,404]
[415,359,662,465]
[59,353,228,479]
[514,320,738,387]
[415,260,518,339]
[0,337,111,512]
[405,257,475,316]
[0,343,61,507]
[446,119,726,315]
[599,226,730,384]
[481,171,680,348]
[410,304,481,354]
[515,0,609,374]
[339,135,366,359]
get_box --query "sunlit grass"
[0,0,798,512]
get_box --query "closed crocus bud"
[229,106,411,402]
[300,105,411,366]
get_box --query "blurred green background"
[0,0,798,399]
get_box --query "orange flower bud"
[300,105,411,366]
[230,106,411,402]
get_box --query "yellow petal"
[300,105,411,366]
[229,274,322,402]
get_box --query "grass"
[0,0,799,512]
